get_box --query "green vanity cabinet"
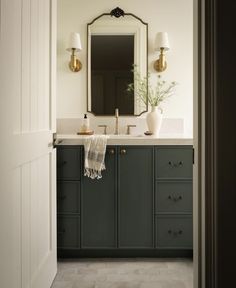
[57,147,81,180]
[118,146,154,248]
[81,147,117,249]
[57,215,80,249]
[57,181,80,214]
[81,146,153,249]
[155,181,192,213]
[155,146,193,250]
[155,215,193,249]
[56,144,193,257]
[155,147,193,180]
[57,146,81,251]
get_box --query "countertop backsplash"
[57,117,192,138]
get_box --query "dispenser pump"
[80,113,89,132]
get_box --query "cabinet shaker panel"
[155,181,192,213]
[57,181,80,214]
[118,146,154,248]
[57,216,80,249]
[57,147,81,180]
[155,147,193,179]
[82,148,117,248]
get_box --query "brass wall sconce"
[67,32,82,72]
[154,32,170,72]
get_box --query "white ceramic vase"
[146,106,163,136]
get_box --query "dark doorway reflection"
[91,35,134,115]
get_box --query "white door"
[0,0,57,287]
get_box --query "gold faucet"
[114,108,119,135]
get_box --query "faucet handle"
[126,124,136,135]
[115,108,119,118]
[98,125,108,135]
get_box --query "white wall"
[57,0,193,136]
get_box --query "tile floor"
[51,258,193,288]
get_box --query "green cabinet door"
[81,147,117,248]
[57,147,81,180]
[155,147,193,180]
[118,146,154,248]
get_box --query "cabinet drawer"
[57,181,80,214]
[57,216,80,248]
[155,147,193,179]
[155,182,192,213]
[155,215,192,249]
[57,148,81,180]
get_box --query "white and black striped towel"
[83,135,108,179]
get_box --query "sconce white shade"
[67,32,82,52]
[155,32,170,51]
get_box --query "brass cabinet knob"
[120,149,126,155]
[108,148,115,155]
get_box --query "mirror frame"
[87,7,148,116]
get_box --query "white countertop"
[55,134,193,146]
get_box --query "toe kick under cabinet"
[56,145,193,258]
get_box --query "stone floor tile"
[51,259,193,288]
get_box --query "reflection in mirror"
[87,8,148,116]
[91,35,134,115]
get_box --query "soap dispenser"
[81,114,89,132]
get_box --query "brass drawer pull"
[168,230,183,236]
[168,195,182,202]
[168,161,183,168]
[108,148,115,155]
[120,149,126,155]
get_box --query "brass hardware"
[114,108,119,135]
[98,124,107,135]
[168,230,183,236]
[120,149,126,155]
[168,195,182,202]
[108,149,115,155]
[154,47,167,72]
[154,33,169,73]
[69,48,82,72]
[126,124,136,135]
[168,161,183,168]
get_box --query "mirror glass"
[87,8,148,116]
